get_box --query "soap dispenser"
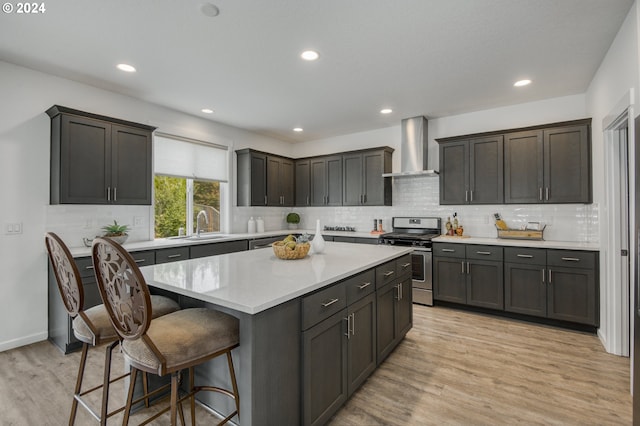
[248,217,256,233]
[256,217,265,233]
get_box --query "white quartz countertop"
[68,229,381,257]
[139,242,411,315]
[432,235,599,251]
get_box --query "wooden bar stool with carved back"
[91,237,240,426]
[45,232,181,425]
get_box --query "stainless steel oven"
[380,217,440,306]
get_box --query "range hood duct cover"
[382,116,438,177]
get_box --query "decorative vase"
[288,223,298,230]
[311,220,325,254]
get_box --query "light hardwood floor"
[0,305,631,425]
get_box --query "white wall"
[585,1,640,356]
[0,60,290,351]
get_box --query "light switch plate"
[4,222,22,235]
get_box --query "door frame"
[602,90,635,358]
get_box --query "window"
[153,133,228,238]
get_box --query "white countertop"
[432,235,600,251]
[68,229,381,257]
[139,242,411,315]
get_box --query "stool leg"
[227,351,240,418]
[122,367,138,426]
[70,343,89,426]
[100,340,118,425]
[170,371,180,426]
[142,371,150,408]
[189,367,195,426]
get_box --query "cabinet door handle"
[107,187,111,201]
[401,262,411,269]
[167,254,182,259]
[113,187,117,201]
[461,261,465,274]
[465,190,469,202]
[561,257,581,262]
[539,187,543,201]
[546,187,550,201]
[470,190,473,202]
[548,269,552,283]
[442,248,455,252]
[383,270,395,277]
[344,315,351,339]
[264,195,267,205]
[395,283,402,300]
[476,251,491,255]
[363,194,366,204]
[541,268,545,283]
[350,313,355,336]
[306,196,309,205]
[358,282,372,290]
[466,261,470,274]
[322,298,339,308]
[517,254,533,258]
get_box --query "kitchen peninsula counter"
[139,242,412,425]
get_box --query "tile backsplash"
[46,176,599,246]
[231,175,599,243]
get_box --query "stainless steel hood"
[382,116,439,177]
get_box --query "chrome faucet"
[196,210,209,237]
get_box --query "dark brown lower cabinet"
[376,276,412,364]
[504,262,547,317]
[546,265,597,325]
[433,257,466,303]
[303,309,349,426]
[467,259,504,310]
[347,293,377,396]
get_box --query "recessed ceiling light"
[201,108,214,114]
[301,50,319,61]
[200,2,219,17]
[116,63,136,73]
[514,79,532,87]
[380,108,393,114]
[293,127,304,132]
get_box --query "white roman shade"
[154,133,229,182]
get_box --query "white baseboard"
[0,332,48,353]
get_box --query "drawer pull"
[561,257,581,262]
[401,262,411,268]
[134,259,147,264]
[358,282,372,290]
[517,254,533,258]
[167,254,182,259]
[252,244,272,249]
[476,251,491,255]
[321,298,339,308]
[84,265,94,270]
[441,248,455,252]
[383,270,395,277]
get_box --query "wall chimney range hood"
[382,116,438,177]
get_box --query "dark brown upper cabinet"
[236,149,294,206]
[438,135,504,205]
[310,155,343,206]
[295,159,311,207]
[438,119,591,205]
[505,122,591,204]
[47,105,155,205]
[342,148,393,206]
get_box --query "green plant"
[102,220,130,236]
[286,212,300,224]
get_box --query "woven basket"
[273,242,310,260]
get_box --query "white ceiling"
[0,0,633,142]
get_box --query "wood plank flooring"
[329,305,631,425]
[0,305,631,425]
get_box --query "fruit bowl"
[272,241,310,260]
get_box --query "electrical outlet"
[133,216,143,227]
[4,222,23,235]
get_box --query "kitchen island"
[140,241,412,425]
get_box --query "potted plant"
[101,220,130,245]
[286,212,300,230]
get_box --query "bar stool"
[91,237,240,426]
[45,232,181,425]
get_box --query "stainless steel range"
[380,217,441,306]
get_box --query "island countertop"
[139,241,412,314]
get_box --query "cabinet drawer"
[130,250,155,267]
[190,240,248,259]
[74,257,96,279]
[433,243,465,258]
[504,247,546,264]
[466,245,503,261]
[376,260,397,288]
[302,282,347,330]
[345,269,375,305]
[547,250,597,269]
[396,254,413,278]
[155,247,189,264]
